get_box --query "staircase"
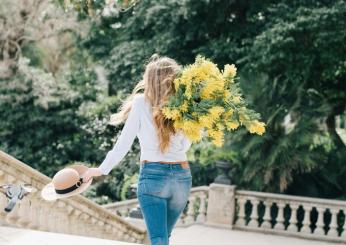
[0,151,147,244]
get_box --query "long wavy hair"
[109,54,181,153]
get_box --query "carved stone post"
[206,183,236,228]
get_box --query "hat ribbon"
[55,177,84,194]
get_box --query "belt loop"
[181,162,189,169]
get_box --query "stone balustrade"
[0,150,147,244]
[175,186,209,226]
[105,182,346,243]
[103,198,140,218]
[103,186,210,227]
[234,189,346,243]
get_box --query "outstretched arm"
[97,96,142,175]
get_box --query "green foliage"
[2,0,346,204]
[233,0,346,195]
[121,173,139,200]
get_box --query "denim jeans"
[137,161,192,245]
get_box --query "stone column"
[206,183,236,228]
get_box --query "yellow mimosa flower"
[162,108,181,120]
[209,106,225,118]
[207,129,224,147]
[249,120,266,135]
[223,64,237,78]
[232,95,241,104]
[226,121,239,130]
[162,55,265,148]
[199,114,214,128]
[181,101,189,112]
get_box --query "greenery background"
[0,0,345,204]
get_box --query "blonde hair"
[109,54,182,153]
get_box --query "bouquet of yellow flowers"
[162,55,266,147]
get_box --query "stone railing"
[104,198,140,218]
[105,182,346,243]
[103,186,210,227]
[234,189,346,243]
[0,150,147,244]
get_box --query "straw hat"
[41,164,93,201]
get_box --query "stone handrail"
[0,150,147,244]
[234,189,346,243]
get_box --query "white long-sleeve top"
[98,93,192,175]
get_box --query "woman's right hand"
[81,167,103,183]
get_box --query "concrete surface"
[0,224,340,245]
[0,226,137,245]
[170,224,338,245]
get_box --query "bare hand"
[81,167,103,183]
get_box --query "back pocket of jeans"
[176,171,192,181]
[142,175,166,196]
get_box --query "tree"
[232,0,346,196]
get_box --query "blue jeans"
[137,162,192,245]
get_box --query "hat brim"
[41,164,93,201]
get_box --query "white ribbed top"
[98,94,192,175]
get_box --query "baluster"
[260,200,272,229]
[248,199,259,227]
[0,169,4,181]
[113,223,121,240]
[28,192,42,230]
[123,232,131,242]
[0,178,8,225]
[235,198,246,226]
[83,214,93,235]
[61,204,73,234]
[342,210,346,238]
[90,217,98,234]
[50,209,60,232]
[129,232,137,243]
[16,198,31,227]
[314,207,325,235]
[287,203,299,232]
[274,202,286,230]
[117,224,127,241]
[184,195,196,225]
[301,204,312,233]
[39,203,52,231]
[109,225,117,240]
[105,223,113,238]
[114,222,124,240]
[98,220,105,236]
[196,192,207,223]
[327,208,339,237]
[176,212,185,226]
[71,209,82,234]
[76,211,88,235]
[55,200,66,234]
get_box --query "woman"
[82,54,192,245]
